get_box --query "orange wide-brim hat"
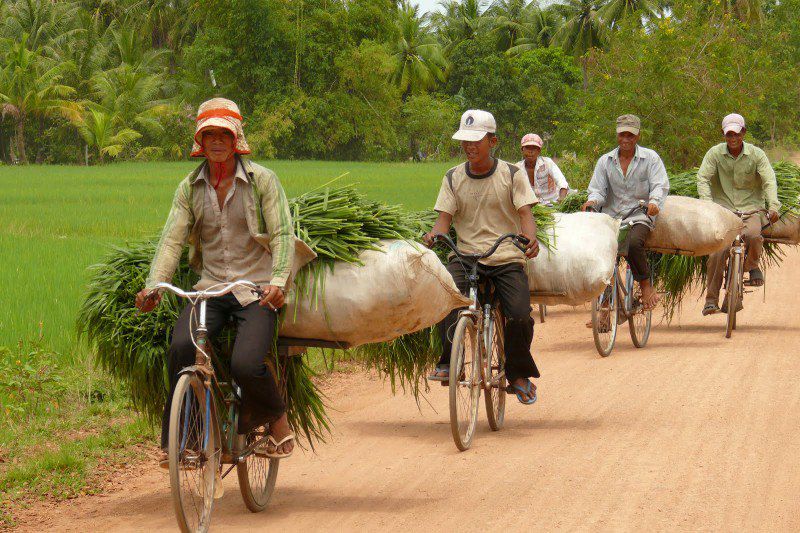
[190,97,251,158]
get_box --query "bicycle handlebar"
[150,280,262,301]
[432,232,530,260]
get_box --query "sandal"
[506,380,537,405]
[427,365,449,382]
[702,302,720,316]
[745,269,764,287]
[264,434,295,459]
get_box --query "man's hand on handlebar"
[581,200,597,212]
[519,233,539,258]
[646,202,660,217]
[768,209,780,224]
[135,288,161,313]
[258,285,285,310]
[422,231,437,248]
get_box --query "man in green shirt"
[697,113,780,316]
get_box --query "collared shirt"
[515,156,569,205]
[697,142,780,212]
[434,159,538,266]
[193,162,272,305]
[587,145,670,227]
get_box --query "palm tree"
[390,2,449,100]
[553,0,607,89]
[0,35,76,163]
[724,0,764,23]
[71,106,141,162]
[507,4,564,54]
[600,0,654,28]
[488,0,537,51]
[431,0,491,53]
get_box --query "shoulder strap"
[446,167,456,193]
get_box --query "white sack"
[527,212,620,306]
[282,240,471,347]
[646,196,743,256]
[763,215,800,244]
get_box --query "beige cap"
[190,98,251,158]
[616,114,641,135]
[453,109,496,142]
[722,113,746,134]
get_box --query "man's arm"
[261,171,295,290]
[517,205,539,258]
[423,211,453,247]
[584,158,608,209]
[756,150,781,213]
[696,150,716,203]
[137,182,193,311]
[647,153,670,214]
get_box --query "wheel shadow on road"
[346,419,448,443]
[666,323,800,334]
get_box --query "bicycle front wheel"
[169,373,219,533]
[449,315,480,451]
[484,308,506,431]
[236,427,279,512]
[592,278,619,357]
[627,271,652,348]
[725,251,742,339]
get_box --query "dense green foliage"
[3,0,797,166]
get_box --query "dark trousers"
[160,293,285,449]
[620,224,652,282]
[438,259,540,381]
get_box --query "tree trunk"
[581,56,588,91]
[14,115,26,164]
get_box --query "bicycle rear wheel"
[169,373,219,533]
[725,251,742,339]
[449,315,480,451]
[627,270,652,348]
[484,308,506,431]
[592,274,619,357]
[236,427,279,512]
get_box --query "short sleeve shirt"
[434,159,538,266]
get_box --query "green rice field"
[0,160,455,359]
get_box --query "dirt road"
[16,248,800,531]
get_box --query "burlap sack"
[282,240,471,347]
[527,212,620,306]
[762,215,800,244]
[645,196,743,256]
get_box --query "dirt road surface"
[15,248,800,532]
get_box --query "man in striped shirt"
[135,98,298,462]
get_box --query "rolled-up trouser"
[619,223,652,282]
[438,259,540,382]
[705,214,764,302]
[160,293,284,449]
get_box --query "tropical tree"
[390,2,449,100]
[488,0,536,51]
[0,35,76,163]
[553,0,607,89]
[71,106,141,162]
[431,0,491,53]
[600,0,654,27]
[507,4,564,54]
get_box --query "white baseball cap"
[722,113,746,134]
[453,109,496,142]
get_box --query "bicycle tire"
[592,272,619,357]
[627,270,652,348]
[484,308,506,431]
[725,251,742,339]
[169,373,219,533]
[449,315,480,451]
[236,429,279,512]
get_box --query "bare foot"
[269,414,295,456]
[640,279,660,310]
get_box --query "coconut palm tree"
[600,0,654,28]
[0,35,76,163]
[390,2,449,100]
[488,0,537,51]
[506,4,564,54]
[431,0,491,53]
[71,106,141,163]
[553,0,607,89]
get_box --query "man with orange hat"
[516,133,569,205]
[135,97,301,462]
[698,113,780,316]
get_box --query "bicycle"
[722,209,768,339]
[144,280,351,532]
[588,203,653,357]
[431,232,531,451]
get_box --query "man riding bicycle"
[424,109,541,405]
[697,113,781,316]
[134,98,299,463]
[581,114,670,312]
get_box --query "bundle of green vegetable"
[79,184,558,441]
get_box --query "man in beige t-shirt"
[423,109,541,405]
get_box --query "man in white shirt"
[516,133,569,205]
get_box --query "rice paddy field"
[0,160,454,359]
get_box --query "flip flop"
[702,302,719,316]
[745,269,765,287]
[506,380,537,405]
[264,434,295,459]
[427,365,449,382]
